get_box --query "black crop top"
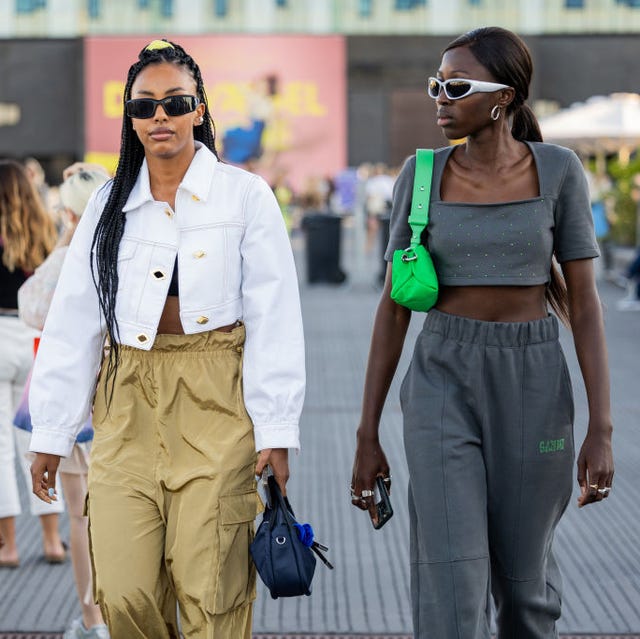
[168,257,179,296]
[0,244,29,309]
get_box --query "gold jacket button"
[191,194,200,202]
[164,208,173,218]
[196,316,209,325]
[137,334,148,343]
[193,250,206,259]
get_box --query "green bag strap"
[407,149,434,249]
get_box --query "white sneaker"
[63,617,110,639]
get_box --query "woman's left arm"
[562,258,614,507]
[240,175,305,493]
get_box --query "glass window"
[214,0,227,17]
[87,0,99,18]
[275,0,287,6]
[565,0,584,7]
[395,0,426,8]
[160,0,173,17]
[358,0,372,17]
[138,0,150,8]
[16,0,46,13]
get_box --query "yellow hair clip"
[145,39,174,51]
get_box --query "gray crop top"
[385,141,599,285]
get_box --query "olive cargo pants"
[88,327,261,639]
[402,310,574,639]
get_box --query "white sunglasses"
[427,77,511,100]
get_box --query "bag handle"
[265,475,334,570]
[266,475,296,527]
[407,149,434,249]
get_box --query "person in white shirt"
[29,39,305,639]
[17,167,110,639]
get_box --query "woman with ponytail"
[28,39,304,638]
[351,27,613,638]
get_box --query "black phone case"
[373,476,393,529]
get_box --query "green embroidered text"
[539,438,565,454]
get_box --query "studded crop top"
[385,141,599,285]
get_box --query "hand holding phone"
[372,476,393,530]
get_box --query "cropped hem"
[438,275,550,286]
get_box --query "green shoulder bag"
[390,149,438,312]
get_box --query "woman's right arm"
[29,189,108,459]
[351,264,411,514]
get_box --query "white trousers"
[0,316,64,518]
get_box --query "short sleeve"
[553,150,599,263]
[383,155,416,261]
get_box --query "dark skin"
[351,45,613,524]
[32,63,289,504]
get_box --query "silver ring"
[598,487,611,494]
[361,489,375,498]
[383,476,392,483]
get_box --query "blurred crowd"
[0,157,111,639]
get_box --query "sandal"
[44,540,68,564]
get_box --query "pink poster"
[85,35,346,191]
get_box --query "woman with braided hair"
[28,39,305,638]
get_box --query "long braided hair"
[91,39,218,406]
[443,27,570,327]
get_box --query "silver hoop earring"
[490,105,501,121]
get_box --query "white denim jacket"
[29,143,305,458]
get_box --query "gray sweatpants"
[401,310,574,639]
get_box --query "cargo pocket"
[209,490,262,614]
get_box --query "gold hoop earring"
[490,105,501,121]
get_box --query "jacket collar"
[122,142,218,213]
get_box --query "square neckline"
[434,140,544,206]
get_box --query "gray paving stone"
[1,232,639,635]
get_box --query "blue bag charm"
[294,522,314,547]
[250,475,333,599]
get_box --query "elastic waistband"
[423,309,559,347]
[121,323,245,354]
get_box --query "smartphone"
[372,476,393,530]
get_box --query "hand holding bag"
[250,475,333,599]
[390,149,438,312]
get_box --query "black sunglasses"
[125,95,200,119]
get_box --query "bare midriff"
[435,284,548,322]
[157,295,238,334]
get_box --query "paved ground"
[1,230,639,636]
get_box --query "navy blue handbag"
[250,475,333,599]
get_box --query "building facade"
[0,0,638,176]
